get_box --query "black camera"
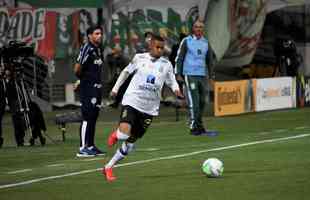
[0,41,34,60]
[0,41,34,79]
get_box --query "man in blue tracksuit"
[175,19,215,135]
[74,25,106,157]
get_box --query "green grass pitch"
[0,106,309,200]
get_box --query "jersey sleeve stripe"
[77,44,91,64]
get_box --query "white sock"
[105,142,135,168]
[105,149,125,168]
[116,129,129,140]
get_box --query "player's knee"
[119,122,131,134]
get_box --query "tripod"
[1,61,49,146]
[13,69,52,145]
[14,75,32,139]
[0,41,52,146]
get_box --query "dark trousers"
[2,80,26,146]
[79,106,99,148]
[184,75,207,130]
[0,105,25,146]
[79,83,102,148]
[0,98,5,146]
[0,81,6,143]
[12,113,25,146]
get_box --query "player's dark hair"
[151,34,164,42]
[86,25,103,36]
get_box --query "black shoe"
[190,128,201,136]
[199,127,207,134]
[39,136,46,146]
[0,137,3,148]
[17,143,24,147]
[29,138,35,146]
[89,146,106,156]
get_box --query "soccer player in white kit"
[102,35,183,182]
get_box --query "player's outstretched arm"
[110,69,130,97]
[111,54,139,97]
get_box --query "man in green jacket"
[175,19,215,135]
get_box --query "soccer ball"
[202,158,224,178]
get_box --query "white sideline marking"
[7,169,33,175]
[136,148,160,152]
[274,129,287,133]
[46,164,65,168]
[81,158,103,162]
[258,131,271,135]
[295,126,308,130]
[0,134,309,189]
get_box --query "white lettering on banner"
[255,77,296,112]
[0,8,46,46]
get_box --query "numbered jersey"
[122,53,179,116]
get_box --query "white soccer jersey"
[122,53,179,116]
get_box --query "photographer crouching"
[0,41,46,147]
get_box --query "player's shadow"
[141,168,281,180]
[139,171,207,179]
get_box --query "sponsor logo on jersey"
[139,84,160,92]
[94,59,103,65]
[146,75,155,84]
[197,49,202,55]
